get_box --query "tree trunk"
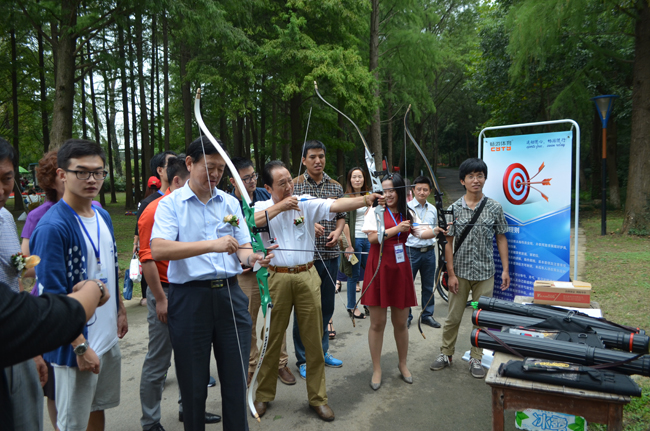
[606,118,621,209]
[49,0,77,148]
[369,0,382,166]
[271,99,277,160]
[108,80,122,178]
[289,94,302,173]
[386,91,393,171]
[136,16,151,182]
[219,114,229,150]
[38,30,50,153]
[282,102,290,168]
[180,41,192,149]
[250,111,261,176]
[150,13,157,153]
[235,116,244,157]
[119,24,134,209]
[10,24,25,212]
[129,28,141,203]
[104,74,117,203]
[162,11,170,151]
[337,105,345,181]
[87,59,106,207]
[80,46,88,139]
[245,115,252,160]
[622,0,650,234]
[87,63,106,206]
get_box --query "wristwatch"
[73,341,88,356]
[95,280,106,301]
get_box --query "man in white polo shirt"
[252,160,379,422]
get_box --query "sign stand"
[478,119,580,282]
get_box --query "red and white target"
[503,163,530,205]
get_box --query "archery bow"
[313,81,386,324]
[194,89,271,422]
[403,104,453,339]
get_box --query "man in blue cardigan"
[31,140,127,431]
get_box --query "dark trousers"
[168,279,252,431]
[407,247,437,321]
[293,257,339,365]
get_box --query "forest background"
[1,0,649,235]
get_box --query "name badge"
[394,244,405,264]
[96,270,109,285]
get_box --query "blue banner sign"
[483,131,573,300]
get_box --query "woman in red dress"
[361,173,445,390]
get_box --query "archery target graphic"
[503,163,530,205]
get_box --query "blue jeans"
[347,237,370,310]
[407,246,436,321]
[293,257,339,366]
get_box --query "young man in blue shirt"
[31,139,127,431]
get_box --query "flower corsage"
[223,214,240,228]
[293,215,305,227]
[11,253,41,289]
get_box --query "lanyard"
[387,207,403,240]
[62,200,101,267]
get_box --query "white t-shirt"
[354,207,367,239]
[77,213,118,357]
[254,195,335,267]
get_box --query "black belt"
[161,282,170,288]
[178,276,238,289]
[407,245,436,253]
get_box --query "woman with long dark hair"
[341,167,371,319]
[361,173,445,390]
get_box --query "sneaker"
[430,353,451,371]
[469,358,486,378]
[147,424,166,431]
[299,364,306,380]
[324,352,343,368]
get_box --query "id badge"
[394,244,405,264]
[96,269,109,285]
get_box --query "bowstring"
[199,132,249,419]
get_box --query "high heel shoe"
[348,309,366,320]
[399,367,413,384]
[370,378,381,391]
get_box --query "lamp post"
[591,95,619,236]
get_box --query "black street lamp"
[591,95,619,236]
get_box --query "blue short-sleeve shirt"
[151,181,252,283]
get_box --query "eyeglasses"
[466,174,485,181]
[242,173,258,184]
[65,170,108,180]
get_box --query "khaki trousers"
[238,271,288,372]
[441,276,494,360]
[255,267,327,406]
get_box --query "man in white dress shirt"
[252,161,379,422]
[405,176,441,329]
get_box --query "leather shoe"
[247,371,254,387]
[252,401,268,419]
[278,366,296,385]
[421,316,441,328]
[178,411,221,424]
[310,404,335,422]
